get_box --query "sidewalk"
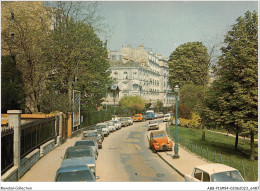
[19,135,82,182]
[148,122,210,177]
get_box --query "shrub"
[173,104,192,119]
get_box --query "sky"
[98,1,258,58]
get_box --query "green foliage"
[154,100,163,112]
[1,56,25,113]
[206,11,258,159]
[168,42,210,88]
[119,95,145,115]
[179,84,206,115]
[173,103,192,119]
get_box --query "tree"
[168,42,210,140]
[44,2,111,113]
[119,95,145,115]
[168,42,210,88]
[1,2,52,113]
[207,11,258,160]
[154,100,163,112]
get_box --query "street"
[19,120,183,182]
[96,120,183,182]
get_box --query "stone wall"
[18,149,40,179]
[40,140,55,157]
[1,166,18,182]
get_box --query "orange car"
[149,130,173,152]
[132,114,144,122]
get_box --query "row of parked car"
[54,116,135,182]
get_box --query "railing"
[20,117,56,159]
[1,126,14,174]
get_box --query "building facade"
[106,45,175,107]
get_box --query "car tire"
[152,147,157,153]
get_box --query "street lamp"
[110,84,120,117]
[173,85,180,159]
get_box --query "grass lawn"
[168,125,258,181]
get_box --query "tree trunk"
[250,132,255,161]
[202,125,206,141]
[68,80,72,112]
[234,132,238,150]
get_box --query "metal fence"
[20,117,56,159]
[1,126,14,174]
[166,125,258,181]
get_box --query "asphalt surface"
[96,120,184,182]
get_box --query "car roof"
[151,130,166,135]
[76,140,95,144]
[66,145,92,152]
[57,165,91,173]
[84,130,98,133]
[195,163,239,175]
[61,157,95,168]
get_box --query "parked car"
[75,140,99,158]
[148,130,173,152]
[119,117,129,127]
[112,120,121,130]
[184,164,244,182]
[55,165,96,182]
[163,114,171,122]
[126,117,133,125]
[132,114,144,122]
[145,111,155,120]
[154,113,159,119]
[95,123,105,141]
[158,112,164,118]
[107,121,116,132]
[62,145,96,176]
[148,121,160,131]
[82,130,102,149]
[112,115,119,121]
[97,122,109,137]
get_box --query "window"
[112,55,116,60]
[10,12,15,20]
[203,172,210,182]
[194,169,203,181]
[133,72,137,79]
[123,72,128,79]
[114,72,118,79]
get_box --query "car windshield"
[120,118,126,121]
[112,120,118,123]
[149,121,157,124]
[75,141,95,147]
[135,115,141,117]
[108,122,114,126]
[84,132,98,137]
[64,149,93,159]
[165,114,170,117]
[211,170,244,182]
[56,170,94,182]
[100,125,107,129]
[153,134,166,138]
[146,112,153,115]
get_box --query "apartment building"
[107,45,174,107]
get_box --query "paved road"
[19,119,183,182]
[96,120,184,182]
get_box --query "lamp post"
[173,85,180,159]
[111,84,119,117]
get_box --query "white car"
[112,120,121,130]
[163,114,171,122]
[107,121,116,132]
[98,122,109,136]
[126,117,133,125]
[184,163,244,182]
